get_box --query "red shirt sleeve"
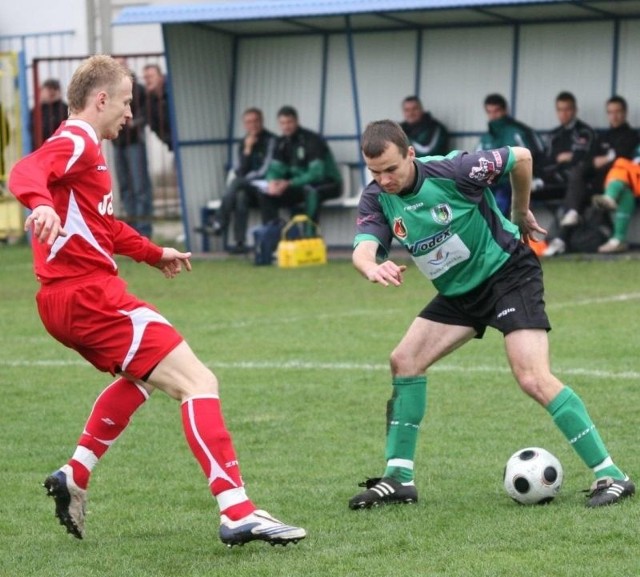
[112,218,163,265]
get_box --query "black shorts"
[419,242,551,338]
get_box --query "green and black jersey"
[354,147,522,297]
[266,127,342,188]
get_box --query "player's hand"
[155,248,192,278]
[267,180,288,196]
[25,205,67,245]
[512,209,547,244]
[365,260,407,287]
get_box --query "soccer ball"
[503,447,563,505]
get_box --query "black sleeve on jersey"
[355,184,394,253]
[420,148,512,201]
[615,126,640,159]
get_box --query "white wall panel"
[324,34,357,138]
[517,22,613,131]
[616,20,640,128]
[166,25,232,142]
[235,35,324,134]
[353,31,419,126]
[420,27,514,138]
[166,25,233,235]
[179,145,227,240]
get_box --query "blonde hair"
[67,55,132,114]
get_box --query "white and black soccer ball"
[503,447,563,505]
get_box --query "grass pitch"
[0,244,638,577]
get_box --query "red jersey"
[9,119,162,284]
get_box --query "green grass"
[1,244,638,577]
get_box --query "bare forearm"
[509,147,533,218]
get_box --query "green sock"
[608,182,635,241]
[383,376,427,483]
[546,386,625,480]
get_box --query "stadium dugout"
[113,0,640,252]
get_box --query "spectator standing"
[348,119,634,511]
[478,93,545,216]
[112,58,154,238]
[213,107,276,254]
[261,105,342,225]
[400,96,448,157]
[30,78,68,149]
[143,63,173,150]
[8,55,305,547]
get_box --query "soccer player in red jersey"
[9,55,305,547]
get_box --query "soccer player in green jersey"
[349,119,634,509]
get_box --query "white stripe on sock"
[72,446,99,471]
[185,398,237,488]
[217,487,249,511]
[593,457,614,473]
[181,394,220,404]
[387,458,414,470]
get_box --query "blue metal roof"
[112,0,584,26]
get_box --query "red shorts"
[36,274,183,378]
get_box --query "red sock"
[181,395,256,520]
[68,377,148,489]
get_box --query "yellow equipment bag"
[277,214,327,268]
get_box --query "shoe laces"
[358,477,383,489]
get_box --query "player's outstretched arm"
[154,247,192,278]
[353,240,406,287]
[25,205,67,245]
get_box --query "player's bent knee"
[515,371,560,406]
[390,347,422,376]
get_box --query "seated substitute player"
[348,119,634,510]
[8,55,305,547]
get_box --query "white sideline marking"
[548,292,640,309]
[5,293,638,378]
[2,358,638,380]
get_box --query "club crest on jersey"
[393,217,408,239]
[431,203,452,225]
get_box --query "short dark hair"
[243,107,263,120]
[607,95,628,112]
[483,93,508,110]
[555,91,576,106]
[402,95,422,107]
[143,63,163,75]
[361,120,410,159]
[277,105,298,120]
[42,78,61,91]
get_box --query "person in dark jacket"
[213,107,276,254]
[400,96,448,157]
[560,95,638,224]
[478,93,545,216]
[112,58,154,238]
[544,95,639,256]
[30,78,68,149]
[261,105,342,225]
[143,63,172,150]
[539,91,597,198]
[540,92,596,256]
